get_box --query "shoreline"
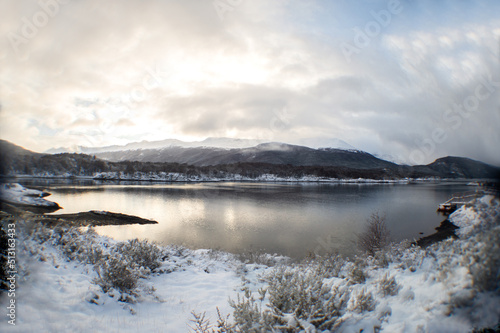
[415,218,459,248]
[0,201,158,227]
[2,174,484,184]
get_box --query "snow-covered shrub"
[370,249,390,268]
[378,273,400,297]
[26,222,53,244]
[304,254,344,279]
[50,227,104,264]
[386,240,425,271]
[23,223,164,298]
[348,287,376,313]
[60,234,83,260]
[467,228,500,293]
[228,263,348,332]
[344,258,367,284]
[113,239,163,272]
[229,288,273,332]
[189,311,213,333]
[267,265,328,319]
[189,308,234,333]
[237,251,289,267]
[92,239,163,293]
[94,256,139,293]
[84,243,105,265]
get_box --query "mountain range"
[89,142,395,169]
[45,137,356,154]
[1,139,499,180]
[45,137,393,168]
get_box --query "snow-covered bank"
[0,195,499,332]
[6,172,441,184]
[0,183,59,208]
[90,171,439,183]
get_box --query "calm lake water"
[15,179,472,258]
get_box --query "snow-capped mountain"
[45,137,267,154]
[85,143,396,168]
[45,137,359,155]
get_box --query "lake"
[14,179,472,258]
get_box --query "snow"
[0,183,59,208]
[0,227,268,332]
[45,137,359,154]
[46,137,269,154]
[449,195,498,237]
[91,171,417,183]
[1,194,499,332]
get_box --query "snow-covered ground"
[0,194,499,332]
[0,222,269,332]
[0,183,59,208]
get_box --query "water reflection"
[12,180,472,259]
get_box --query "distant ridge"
[89,142,396,169]
[423,156,500,179]
[45,137,358,154]
[45,137,268,154]
[2,139,499,180]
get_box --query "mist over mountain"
[45,137,357,154]
[45,137,268,154]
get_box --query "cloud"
[0,0,499,165]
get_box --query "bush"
[94,256,139,293]
[304,254,344,279]
[189,308,234,333]
[227,263,349,332]
[93,239,163,293]
[113,239,163,272]
[358,212,391,256]
[344,258,367,284]
[348,287,376,313]
[24,224,164,297]
[467,228,500,293]
[378,273,400,297]
[229,288,273,332]
[84,243,105,265]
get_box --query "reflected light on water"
[35,182,471,259]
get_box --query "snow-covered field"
[0,194,499,332]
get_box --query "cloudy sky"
[1,0,499,165]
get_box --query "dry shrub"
[358,212,391,256]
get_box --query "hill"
[1,140,499,180]
[93,143,397,169]
[425,156,500,179]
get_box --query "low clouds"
[0,0,499,165]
